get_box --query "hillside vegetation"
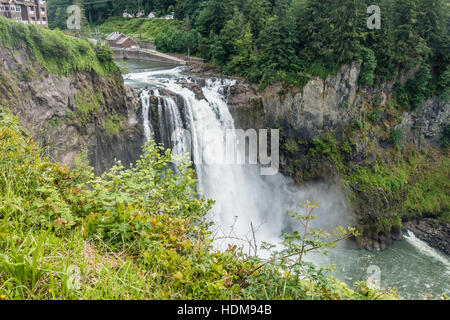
[76,0,449,97]
[0,110,400,300]
[0,17,119,77]
[96,17,183,42]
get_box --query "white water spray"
[130,68,352,257]
[140,89,152,142]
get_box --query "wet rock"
[179,80,205,101]
[404,219,450,255]
[225,61,448,252]
[0,46,144,175]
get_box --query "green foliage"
[441,123,450,148]
[154,26,197,53]
[394,64,433,110]
[0,109,399,300]
[96,17,183,41]
[347,149,450,231]
[368,110,383,124]
[74,89,103,125]
[359,47,377,86]
[104,115,125,138]
[390,128,404,147]
[407,64,433,110]
[437,64,450,100]
[86,0,448,90]
[0,17,120,77]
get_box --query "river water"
[121,61,449,300]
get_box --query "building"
[136,10,144,18]
[0,0,48,27]
[148,12,156,19]
[106,32,138,49]
[122,10,134,18]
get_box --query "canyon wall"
[0,46,144,174]
[226,63,449,252]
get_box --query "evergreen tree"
[364,0,397,81]
[393,0,430,69]
[328,0,366,64]
[227,23,256,78]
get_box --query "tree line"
[47,0,176,28]
[47,0,449,103]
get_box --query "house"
[136,10,144,18]
[106,32,124,45]
[115,36,138,49]
[106,32,138,49]
[0,0,48,27]
[148,12,156,19]
[165,14,174,20]
[122,10,134,18]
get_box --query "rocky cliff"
[226,63,449,252]
[0,46,144,175]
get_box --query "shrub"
[390,128,403,147]
[359,47,377,86]
[368,110,382,123]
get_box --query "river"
[120,60,449,300]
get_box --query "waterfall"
[404,231,450,273]
[140,89,152,142]
[126,66,449,299]
[130,68,352,257]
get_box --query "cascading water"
[132,69,348,255]
[125,66,449,299]
[140,89,152,142]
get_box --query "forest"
[47,0,449,103]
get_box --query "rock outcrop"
[0,46,144,175]
[224,63,449,253]
[404,219,450,255]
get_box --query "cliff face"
[0,46,144,174]
[227,63,449,251]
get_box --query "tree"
[333,0,366,63]
[243,0,271,37]
[364,0,397,81]
[195,0,227,36]
[227,23,256,77]
[359,47,377,86]
[393,0,429,70]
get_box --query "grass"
[74,89,103,125]
[104,115,125,138]
[0,17,120,77]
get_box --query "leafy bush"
[390,128,403,147]
[395,64,433,111]
[0,109,400,300]
[154,27,197,53]
[437,65,450,101]
[368,110,382,124]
